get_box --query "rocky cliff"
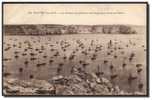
[3,24,145,35]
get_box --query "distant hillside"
[3,24,146,35]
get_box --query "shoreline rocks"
[3,72,146,95]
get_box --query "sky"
[3,4,147,25]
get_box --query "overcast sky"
[3,4,146,25]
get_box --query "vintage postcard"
[2,2,149,96]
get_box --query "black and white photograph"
[2,2,149,96]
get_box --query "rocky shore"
[3,70,145,96]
